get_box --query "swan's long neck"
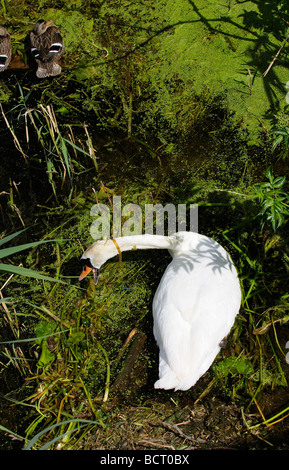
[112,234,172,253]
[83,234,173,269]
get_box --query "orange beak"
[79,265,100,285]
[79,265,92,281]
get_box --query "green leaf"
[35,321,57,345]
[0,297,12,303]
[59,138,72,181]
[214,356,254,379]
[0,263,64,283]
[67,331,85,346]
[235,357,254,376]
[272,134,284,150]
[0,424,24,442]
[0,240,59,259]
[23,418,103,450]
[272,176,286,188]
[63,138,91,157]
[265,166,274,181]
[272,129,288,136]
[0,229,27,247]
[37,341,55,368]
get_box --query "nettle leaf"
[37,342,56,368]
[66,331,85,346]
[214,356,254,380]
[35,321,57,345]
[234,358,254,376]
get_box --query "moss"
[145,0,289,141]
[44,8,95,54]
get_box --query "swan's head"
[79,259,100,285]
[79,239,120,285]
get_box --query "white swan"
[79,231,241,391]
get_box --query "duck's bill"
[79,265,100,285]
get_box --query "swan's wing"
[152,258,241,390]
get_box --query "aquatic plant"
[0,229,64,282]
[254,166,289,232]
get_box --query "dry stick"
[138,440,175,450]
[263,32,289,77]
[8,181,25,227]
[128,90,133,136]
[26,109,46,147]
[247,381,267,425]
[0,287,14,330]
[84,123,98,172]
[114,328,138,367]
[67,125,78,160]
[100,180,113,209]
[157,420,196,443]
[0,104,28,164]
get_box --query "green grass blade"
[0,229,27,247]
[62,137,91,157]
[0,239,60,259]
[59,138,72,181]
[0,297,12,303]
[0,424,24,442]
[0,263,64,283]
[38,424,91,450]
[23,418,102,450]
[0,328,70,345]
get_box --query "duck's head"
[0,27,9,37]
[33,19,55,35]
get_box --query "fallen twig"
[156,419,195,442]
[263,32,289,77]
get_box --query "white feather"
[80,232,241,391]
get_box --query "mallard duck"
[30,20,64,78]
[0,27,12,72]
[79,232,241,391]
